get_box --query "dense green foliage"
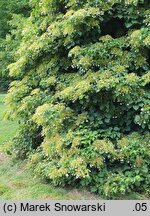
[1,94,147,200]
[0,0,30,90]
[5,0,150,198]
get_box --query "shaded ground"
[0,152,6,162]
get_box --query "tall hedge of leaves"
[6,0,150,197]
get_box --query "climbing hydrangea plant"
[6,0,150,197]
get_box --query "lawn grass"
[0,156,99,200]
[0,93,149,200]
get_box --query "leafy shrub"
[6,0,150,197]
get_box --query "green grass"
[0,158,99,200]
[0,93,149,200]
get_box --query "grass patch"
[0,158,99,200]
